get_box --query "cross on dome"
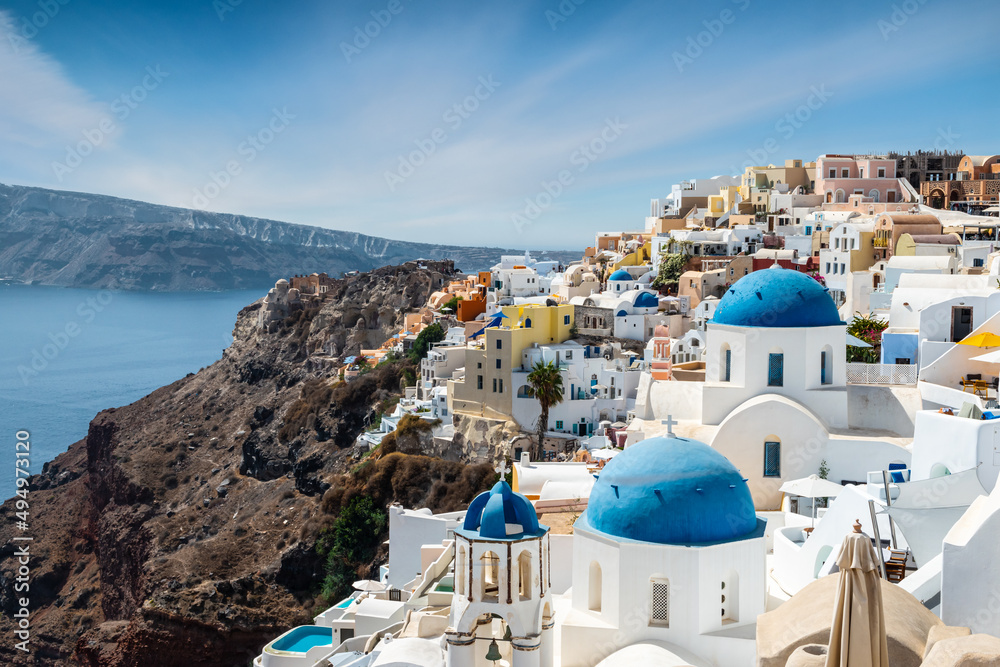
[661,415,677,438]
[495,459,510,479]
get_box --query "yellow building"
[611,241,651,271]
[449,304,574,420]
[706,186,741,225]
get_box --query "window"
[496,339,502,350]
[858,168,864,178]
[496,358,502,369]
[518,551,532,600]
[498,379,503,393]
[975,258,985,268]
[477,375,483,390]
[556,420,563,430]
[764,441,781,477]
[524,318,532,328]
[650,578,670,626]
[564,315,571,325]
[877,167,886,178]
[492,378,497,392]
[589,562,602,612]
[477,362,482,369]
[841,168,849,178]
[768,353,784,386]
[821,348,831,385]
[723,347,732,382]
[565,351,572,359]
[828,168,836,178]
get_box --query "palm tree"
[526,361,564,461]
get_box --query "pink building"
[814,154,901,204]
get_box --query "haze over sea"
[0,285,262,499]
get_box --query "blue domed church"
[560,433,767,666]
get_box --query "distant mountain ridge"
[0,183,578,290]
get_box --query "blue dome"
[461,481,543,540]
[608,269,632,281]
[712,267,842,328]
[634,291,659,308]
[582,436,758,545]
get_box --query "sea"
[0,285,263,500]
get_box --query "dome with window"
[580,436,759,545]
[711,266,842,328]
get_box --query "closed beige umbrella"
[826,521,889,667]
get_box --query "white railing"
[846,363,917,386]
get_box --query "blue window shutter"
[764,442,781,477]
[724,349,732,382]
[768,353,784,387]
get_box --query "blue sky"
[1,0,998,250]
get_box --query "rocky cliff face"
[0,183,579,290]
[0,261,494,666]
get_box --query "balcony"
[845,363,916,386]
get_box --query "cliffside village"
[253,152,1000,667]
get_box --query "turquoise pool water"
[272,626,333,653]
[335,597,355,609]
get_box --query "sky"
[1,0,998,250]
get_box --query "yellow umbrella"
[957,332,1000,348]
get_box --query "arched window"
[835,189,845,203]
[869,189,879,203]
[588,561,602,612]
[481,551,499,602]
[517,385,534,398]
[721,343,732,382]
[524,317,532,328]
[518,551,533,601]
[650,576,670,627]
[722,570,740,623]
[456,546,467,596]
[821,344,833,385]
[764,439,781,478]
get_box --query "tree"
[316,495,387,601]
[651,253,688,291]
[442,295,462,313]
[526,360,564,461]
[846,312,888,363]
[408,323,446,362]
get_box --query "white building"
[819,220,875,305]
[512,341,641,436]
[446,480,554,667]
[560,434,766,666]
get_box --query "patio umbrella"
[826,522,889,667]
[957,332,1000,348]
[846,334,872,348]
[589,448,619,460]
[779,475,845,527]
[970,349,1000,364]
[352,579,386,593]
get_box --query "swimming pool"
[335,597,355,609]
[271,626,334,653]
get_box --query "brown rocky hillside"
[0,260,497,666]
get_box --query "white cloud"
[0,11,113,151]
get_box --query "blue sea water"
[0,285,262,500]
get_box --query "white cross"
[496,459,510,479]
[661,415,677,438]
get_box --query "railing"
[846,363,917,385]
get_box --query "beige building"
[449,304,574,420]
[678,268,727,308]
[873,213,943,260]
